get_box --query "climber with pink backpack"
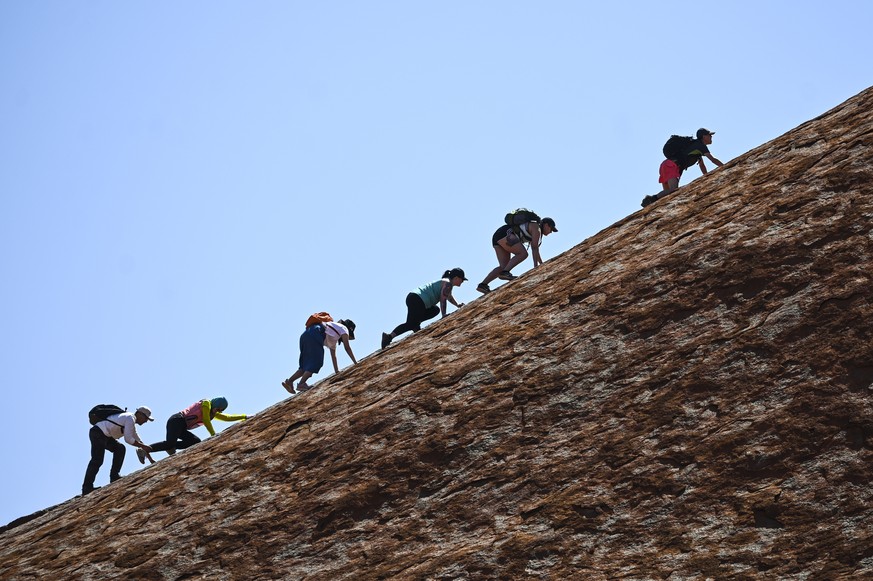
[136,397,246,464]
[282,313,358,394]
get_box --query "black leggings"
[391,293,440,336]
[148,413,201,452]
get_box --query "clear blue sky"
[1,1,870,525]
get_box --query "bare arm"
[529,223,544,266]
[122,416,152,452]
[341,335,357,365]
[439,281,463,317]
[330,347,339,373]
[706,152,724,167]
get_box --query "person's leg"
[283,331,312,390]
[385,293,439,346]
[411,300,440,328]
[657,160,682,198]
[499,241,528,275]
[479,246,512,289]
[148,414,202,452]
[283,368,304,392]
[176,428,201,450]
[82,426,107,494]
[296,326,324,390]
[149,415,185,453]
[106,437,125,482]
[292,324,324,394]
[645,160,680,206]
[661,177,679,195]
[296,371,315,391]
[390,293,428,337]
[422,306,440,321]
[480,226,522,289]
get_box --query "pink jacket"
[180,400,247,436]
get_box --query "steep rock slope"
[1,87,872,580]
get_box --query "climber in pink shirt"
[138,397,246,464]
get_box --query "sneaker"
[281,379,295,393]
[476,283,491,294]
[641,194,658,208]
[167,449,176,456]
[381,332,392,349]
[297,383,312,393]
[498,271,517,281]
[136,448,147,464]
[109,474,122,483]
[82,486,100,496]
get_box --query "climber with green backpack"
[642,128,724,207]
[476,209,557,294]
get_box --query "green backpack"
[504,208,540,227]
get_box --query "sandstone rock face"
[2,88,872,580]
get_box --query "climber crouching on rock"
[137,397,246,464]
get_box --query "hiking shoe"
[281,379,295,394]
[641,194,658,208]
[82,486,100,496]
[297,383,312,393]
[476,283,491,294]
[136,448,147,464]
[167,449,176,456]
[498,271,517,281]
[381,332,392,349]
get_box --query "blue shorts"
[298,324,326,373]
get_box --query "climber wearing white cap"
[82,405,154,495]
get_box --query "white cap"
[135,406,155,421]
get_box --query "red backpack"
[305,312,333,328]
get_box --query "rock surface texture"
[2,88,873,580]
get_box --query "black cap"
[339,319,356,340]
[696,128,715,139]
[541,217,557,232]
[448,268,468,281]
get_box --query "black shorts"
[492,225,510,247]
[492,225,528,247]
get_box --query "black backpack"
[88,404,125,427]
[662,135,697,169]
[504,208,540,227]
